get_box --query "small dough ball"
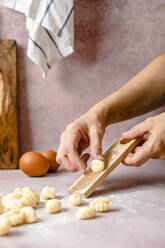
[4,209,24,226]
[69,194,82,206]
[41,186,56,200]
[21,207,37,224]
[21,187,40,207]
[90,197,112,212]
[14,188,23,199]
[41,150,60,172]
[90,160,105,173]
[0,194,3,201]
[2,193,23,210]
[76,207,96,220]
[19,151,49,177]
[0,216,10,236]
[2,193,15,207]
[46,199,61,214]
[0,202,4,215]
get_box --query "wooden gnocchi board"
[69,137,142,198]
[0,40,19,169]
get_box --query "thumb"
[89,129,104,161]
[122,121,150,139]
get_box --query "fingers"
[123,139,153,167]
[68,150,87,174]
[80,153,90,164]
[122,119,152,139]
[89,128,104,161]
[61,156,78,172]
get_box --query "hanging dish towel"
[0,0,74,76]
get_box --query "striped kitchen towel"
[0,0,74,76]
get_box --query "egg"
[41,150,60,172]
[19,151,49,177]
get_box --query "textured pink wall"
[0,0,165,162]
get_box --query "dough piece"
[41,186,56,200]
[0,202,4,215]
[0,216,10,236]
[90,197,112,212]
[0,194,3,201]
[21,187,40,207]
[76,207,96,220]
[69,194,82,206]
[46,199,61,214]
[90,160,105,173]
[21,206,37,224]
[14,188,23,199]
[4,209,24,226]
[2,193,23,210]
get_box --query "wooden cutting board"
[0,40,19,169]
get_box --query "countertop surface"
[0,160,165,248]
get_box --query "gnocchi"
[90,197,112,212]
[4,209,24,226]
[90,160,105,173]
[21,187,40,207]
[69,193,82,206]
[14,188,23,199]
[2,193,23,210]
[41,186,56,200]
[21,206,38,224]
[46,199,61,214]
[0,202,4,215]
[0,216,10,236]
[0,194,3,201]
[76,207,96,220]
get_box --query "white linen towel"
[0,0,74,76]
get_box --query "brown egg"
[19,151,49,177]
[41,150,60,172]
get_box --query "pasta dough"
[21,187,40,207]
[46,199,61,214]
[41,186,56,200]
[90,160,105,173]
[14,188,23,199]
[0,194,3,201]
[69,193,82,206]
[0,216,10,236]
[4,209,24,226]
[2,193,23,210]
[21,206,37,224]
[90,197,112,212]
[76,207,96,220]
[0,202,4,215]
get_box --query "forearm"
[88,54,165,127]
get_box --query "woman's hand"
[56,110,105,173]
[122,112,165,167]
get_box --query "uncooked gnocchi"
[90,197,112,212]
[14,188,23,199]
[76,207,97,220]
[4,209,24,226]
[2,193,23,210]
[90,160,105,173]
[0,216,10,236]
[0,194,3,201]
[69,193,82,206]
[0,202,4,215]
[21,187,40,207]
[41,186,56,200]
[21,206,37,224]
[46,199,61,214]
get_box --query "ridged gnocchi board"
[69,137,142,198]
